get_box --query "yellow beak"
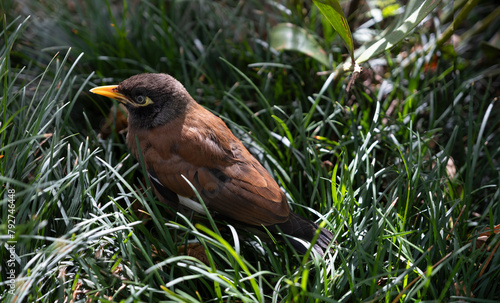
[90,85,130,104]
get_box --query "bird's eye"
[136,95,146,104]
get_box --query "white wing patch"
[148,171,206,214]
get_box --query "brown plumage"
[90,73,333,255]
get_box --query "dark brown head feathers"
[116,73,192,129]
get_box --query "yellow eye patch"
[134,95,153,107]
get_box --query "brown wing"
[130,103,290,226]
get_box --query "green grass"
[1,0,500,302]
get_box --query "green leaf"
[270,23,330,67]
[355,0,440,63]
[313,0,354,59]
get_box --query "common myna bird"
[90,73,333,255]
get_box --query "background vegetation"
[1,0,499,301]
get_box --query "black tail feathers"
[270,212,334,256]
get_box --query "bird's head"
[90,73,190,129]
